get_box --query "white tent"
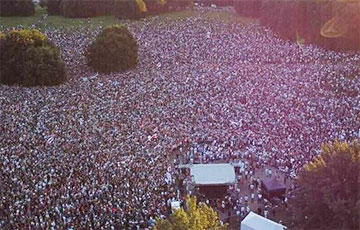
[171,201,181,211]
[190,164,236,185]
[241,212,286,230]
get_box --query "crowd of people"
[1,6,359,229]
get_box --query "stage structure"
[261,178,286,199]
[190,163,236,199]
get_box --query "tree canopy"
[154,196,228,230]
[284,140,360,229]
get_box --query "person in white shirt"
[246,205,250,214]
[241,206,245,217]
[251,193,255,203]
[250,184,255,192]
[264,209,269,218]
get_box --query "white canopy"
[171,201,181,211]
[190,164,236,185]
[241,212,286,230]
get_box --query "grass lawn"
[1,5,257,30]
[44,15,118,29]
[0,5,46,28]
[0,5,119,30]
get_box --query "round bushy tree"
[234,0,263,18]
[0,29,67,87]
[114,0,143,19]
[0,0,35,16]
[47,0,62,15]
[60,0,114,18]
[145,0,167,15]
[283,141,360,229]
[258,0,360,50]
[39,0,47,8]
[86,25,138,74]
[22,46,66,86]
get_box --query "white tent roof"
[171,201,181,210]
[241,212,286,230]
[190,164,236,185]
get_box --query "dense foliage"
[60,0,114,18]
[39,0,47,8]
[166,0,192,9]
[47,0,62,15]
[145,0,167,15]
[154,196,228,230]
[86,25,138,74]
[0,0,35,16]
[47,0,192,19]
[234,0,262,18]
[115,0,149,19]
[282,141,360,229]
[235,0,360,51]
[0,30,67,86]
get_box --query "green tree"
[154,196,228,230]
[283,140,360,229]
[0,0,35,16]
[86,25,138,74]
[0,29,67,86]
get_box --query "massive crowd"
[1,6,359,230]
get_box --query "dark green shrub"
[114,0,143,19]
[60,0,114,18]
[215,0,232,7]
[114,0,192,19]
[22,46,66,86]
[0,0,35,16]
[145,0,168,15]
[234,0,263,18]
[86,25,138,74]
[39,0,47,7]
[260,0,296,40]
[47,0,62,15]
[259,0,360,50]
[0,29,67,87]
[166,0,192,9]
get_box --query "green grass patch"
[44,15,119,30]
[0,4,118,30]
[0,5,46,28]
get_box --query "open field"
[0,5,46,28]
[0,5,118,29]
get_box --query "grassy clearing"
[0,5,46,28]
[0,5,119,30]
[44,15,118,29]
